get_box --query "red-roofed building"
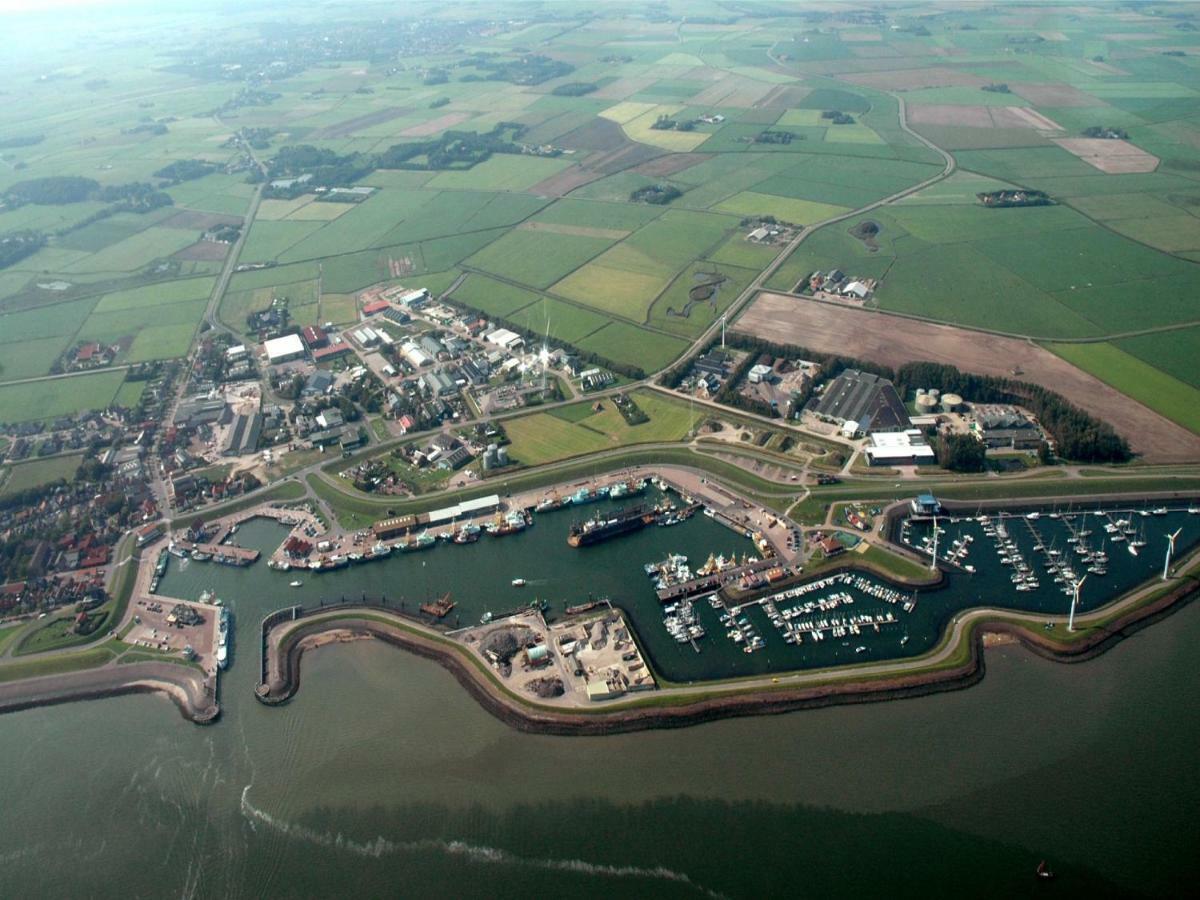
[302,325,328,349]
[362,299,391,317]
[818,536,845,558]
[74,342,112,367]
[398,415,416,433]
[313,342,352,362]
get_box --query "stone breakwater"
[0,661,219,724]
[255,573,1198,736]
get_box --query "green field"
[0,370,126,423]
[1045,341,1200,435]
[0,453,84,497]
[464,228,612,289]
[503,389,699,466]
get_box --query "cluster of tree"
[976,189,1053,208]
[153,159,220,183]
[935,433,988,472]
[442,295,645,380]
[894,361,1131,463]
[821,110,856,124]
[264,124,532,194]
[458,54,573,86]
[97,182,172,212]
[234,127,274,150]
[0,134,44,149]
[4,175,99,205]
[630,184,681,205]
[2,176,171,213]
[0,230,47,271]
[754,130,796,144]
[375,124,529,171]
[651,114,696,132]
[421,68,449,85]
[551,82,598,96]
[981,83,1011,93]
[1082,125,1129,140]
[428,97,450,108]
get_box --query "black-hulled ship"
[567,504,658,547]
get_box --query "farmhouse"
[812,369,910,434]
[263,334,306,365]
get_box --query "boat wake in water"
[239,784,726,898]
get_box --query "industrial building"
[312,342,352,362]
[812,369,910,435]
[977,409,1042,450]
[263,334,306,365]
[864,430,936,466]
[222,411,263,457]
[302,325,328,349]
[175,395,227,429]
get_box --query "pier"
[656,557,788,603]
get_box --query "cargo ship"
[568,505,658,547]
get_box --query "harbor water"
[0,500,1197,896]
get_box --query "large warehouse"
[812,369,911,434]
[263,334,307,365]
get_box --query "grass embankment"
[790,474,1200,524]
[169,479,307,530]
[0,646,120,683]
[0,623,25,656]
[309,445,798,529]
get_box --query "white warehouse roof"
[263,333,305,362]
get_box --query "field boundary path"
[671,92,957,368]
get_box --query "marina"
[152,494,1199,686]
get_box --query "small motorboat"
[1035,860,1055,881]
[289,580,303,588]
[511,578,527,587]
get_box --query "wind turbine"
[1068,574,1087,632]
[1162,528,1182,581]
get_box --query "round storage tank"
[941,392,963,412]
[916,394,938,413]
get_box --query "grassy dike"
[791,473,1200,524]
[308,446,801,529]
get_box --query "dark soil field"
[736,293,1200,462]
